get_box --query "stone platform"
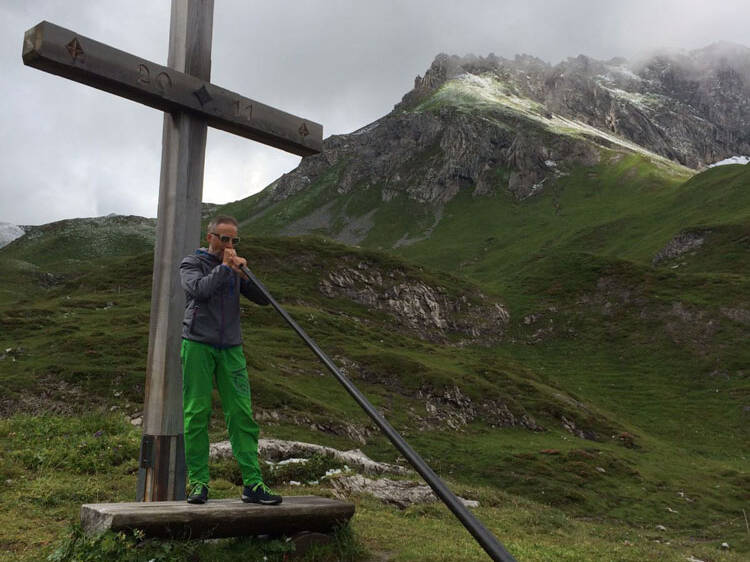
[81,496,355,539]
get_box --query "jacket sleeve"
[240,276,270,306]
[180,257,232,301]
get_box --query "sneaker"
[187,483,208,504]
[241,482,282,505]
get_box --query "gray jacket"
[180,249,269,348]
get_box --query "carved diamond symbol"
[298,122,310,137]
[66,37,84,61]
[193,85,212,106]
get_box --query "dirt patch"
[0,377,87,417]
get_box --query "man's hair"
[207,215,238,232]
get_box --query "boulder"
[330,474,479,509]
[209,438,409,476]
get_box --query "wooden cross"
[22,1,322,501]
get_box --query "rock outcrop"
[210,438,408,476]
[415,384,541,432]
[330,474,479,509]
[652,230,709,265]
[318,259,509,343]
[266,95,602,212]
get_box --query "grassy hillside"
[225,154,746,292]
[0,90,748,557]
[222,154,747,559]
[0,225,748,560]
[0,216,156,271]
[398,157,749,283]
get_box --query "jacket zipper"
[220,284,225,347]
[189,304,199,335]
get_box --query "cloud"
[2,0,749,225]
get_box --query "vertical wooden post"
[137,0,214,502]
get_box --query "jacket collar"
[195,248,221,264]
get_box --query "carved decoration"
[66,37,84,61]
[193,85,212,106]
[234,100,253,121]
[156,72,172,94]
[299,122,310,137]
[137,64,150,84]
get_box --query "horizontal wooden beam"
[81,496,355,538]
[23,21,322,157]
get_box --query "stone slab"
[81,496,355,539]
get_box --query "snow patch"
[600,86,655,109]
[707,155,750,168]
[601,64,643,83]
[439,73,687,171]
[454,73,546,115]
[0,223,25,249]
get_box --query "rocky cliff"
[399,42,750,168]
[318,259,509,343]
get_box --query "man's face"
[207,222,239,257]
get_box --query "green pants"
[181,339,262,487]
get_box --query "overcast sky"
[2,0,749,226]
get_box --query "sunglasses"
[209,232,240,245]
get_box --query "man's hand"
[222,249,248,275]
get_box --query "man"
[179,214,281,505]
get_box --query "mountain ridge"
[223,43,749,253]
[399,43,750,167]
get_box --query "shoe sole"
[241,496,282,505]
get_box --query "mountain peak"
[394,44,750,168]
[227,41,750,247]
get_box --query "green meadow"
[0,153,748,560]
